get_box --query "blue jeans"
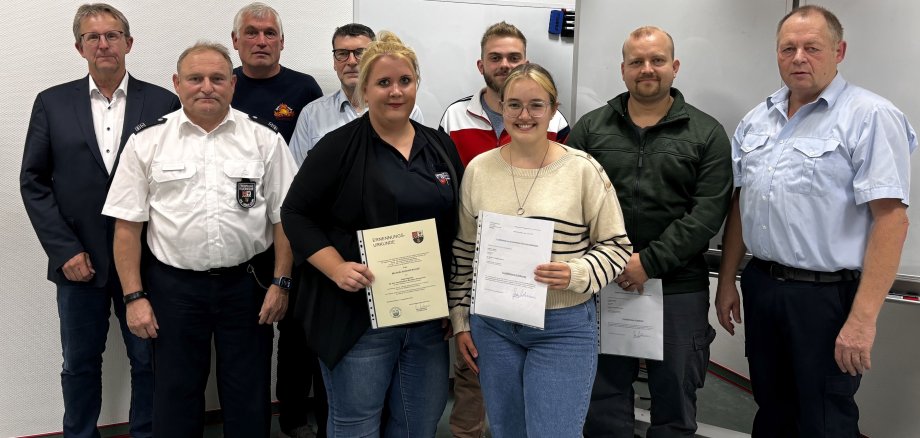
[319,320,449,438]
[471,299,598,438]
[57,278,153,438]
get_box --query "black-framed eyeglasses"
[333,48,365,62]
[80,30,124,45]
[502,100,549,119]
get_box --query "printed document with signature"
[597,279,664,360]
[357,218,448,328]
[471,211,554,329]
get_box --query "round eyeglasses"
[502,100,549,119]
[333,48,365,62]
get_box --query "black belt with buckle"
[751,258,860,283]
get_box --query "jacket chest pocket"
[783,138,850,196]
[222,160,265,209]
[151,162,201,211]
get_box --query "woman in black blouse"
[280,31,462,437]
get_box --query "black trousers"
[276,277,328,436]
[585,291,715,438]
[741,262,861,438]
[147,260,273,438]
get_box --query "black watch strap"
[123,290,149,304]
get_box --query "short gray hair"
[73,3,131,44]
[777,5,844,45]
[233,2,283,37]
[176,41,234,74]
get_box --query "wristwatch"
[272,276,292,290]
[123,290,149,304]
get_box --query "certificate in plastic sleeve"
[597,279,664,360]
[357,218,449,328]
[471,211,554,329]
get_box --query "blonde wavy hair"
[356,31,420,106]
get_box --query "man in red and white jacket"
[440,22,569,167]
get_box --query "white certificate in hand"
[598,279,664,360]
[471,211,554,329]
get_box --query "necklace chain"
[509,143,550,216]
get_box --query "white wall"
[0,1,351,436]
[5,1,918,436]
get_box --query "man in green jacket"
[569,26,733,437]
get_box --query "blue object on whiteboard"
[549,9,563,34]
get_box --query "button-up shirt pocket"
[222,160,265,209]
[785,138,846,196]
[151,162,201,212]
[738,134,770,188]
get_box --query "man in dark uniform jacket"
[231,2,322,143]
[20,4,179,438]
[229,3,324,438]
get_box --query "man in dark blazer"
[19,4,179,438]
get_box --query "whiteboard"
[571,0,789,268]
[572,0,788,130]
[355,0,576,125]
[815,0,920,277]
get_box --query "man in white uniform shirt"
[103,42,297,438]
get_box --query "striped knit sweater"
[449,144,633,333]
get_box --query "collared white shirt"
[103,107,298,271]
[288,88,424,166]
[89,73,129,173]
[733,74,916,271]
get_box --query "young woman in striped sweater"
[449,63,633,437]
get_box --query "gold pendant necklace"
[509,143,550,215]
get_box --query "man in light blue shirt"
[288,23,423,166]
[717,6,915,437]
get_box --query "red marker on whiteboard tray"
[887,292,920,303]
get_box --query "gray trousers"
[584,290,715,438]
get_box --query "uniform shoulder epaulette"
[134,118,167,134]
[249,114,279,133]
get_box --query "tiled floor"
[44,365,755,438]
[634,366,756,437]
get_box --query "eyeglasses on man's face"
[333,48,365,62]
[80,30,124,45]
[502,100,549,119]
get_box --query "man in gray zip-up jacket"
[568,26,732,437]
